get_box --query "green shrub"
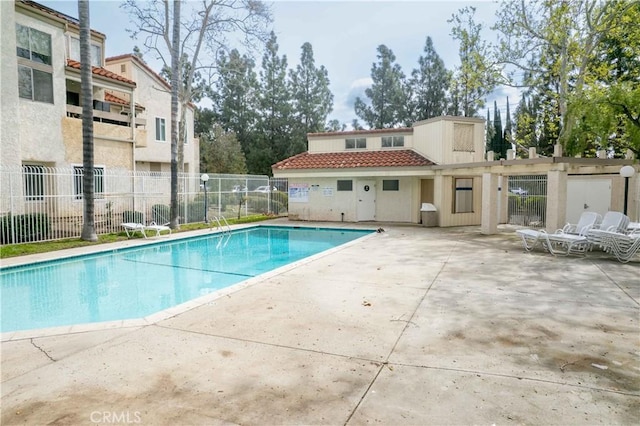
[0,213,50,244]
[122,210,144,224]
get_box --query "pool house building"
[273,116,639,234]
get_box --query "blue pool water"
[1,226,372,333]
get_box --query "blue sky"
[39,0,516,126]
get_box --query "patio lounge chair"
[590,230,640,263]
[121,222,171,238]
[516,228,591,256]
[516,211,599,256]
[121,222,146,238]
[144,222,172,238]
[587,211,630,250]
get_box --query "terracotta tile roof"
[18,1,106,38]
[66,59,136,87]
[273,150,435,171]
[308,127,414,138]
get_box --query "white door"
[566,179,611,223]
[357,180,376,221]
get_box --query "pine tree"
[289,42,334,153]
[409,36,450,121]
[253,31,292,175]
[200,124,248,174]
[213,49,259,158]
[354,45,409,128]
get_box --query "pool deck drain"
[1,219,638,425]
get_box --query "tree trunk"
[169,0,181,229]
[79,0,97,241]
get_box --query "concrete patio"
[1,222,638,425]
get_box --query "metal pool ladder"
[210,215,231,234]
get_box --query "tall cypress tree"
[503,97,512,156]
[485,107,495,155]
[354,45,408,128]
[491,101,504,158]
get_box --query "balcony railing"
[66,105,146,128]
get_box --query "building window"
[382,179,399,191]
[345,138,366,149]
[155,117,166,141]
[68,36,102,66]
[381,136,404,147]
[337,180,353,191]
[18,66,53,103]
[16,24,51,65]
[16,24,53,104]
[453,123,474,152]
[23,165,45,201]
[73,166,105,200]
[454,178,473,213]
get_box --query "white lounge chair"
[587,212,630,250]
[121,222,171,238]
[591,230,640,263]
[144,222,172,238]
[556,211,602,235]
[516,211,599,256]
[121,222,146,238]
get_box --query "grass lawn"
[0,214,273,259]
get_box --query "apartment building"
[1,0,199,226]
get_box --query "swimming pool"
[1,225,373,333]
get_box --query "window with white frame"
[454,178,473,213]
[23,165,45,201]
[16,24,53,103]
[381,136,404,148]
[382,179,399,191]
[73,166,105,200]
[68,36,102,66]
[155,117,166,141]
[345,138,366,149]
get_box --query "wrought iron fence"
[0,166,288,245]
[507,175,548,228]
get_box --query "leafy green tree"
[409,36,450,121]
[354,45,409,128]
[200,124,248,174]
[325,119,346,132]
[253,32,292,175]
[448,6,499,117]
[493,0,629,153]
[289,42,334,152]
[567,1,640,157]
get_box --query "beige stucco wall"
[412,116,485,165]
[14,7,68,166]
[105,57,199,173]
[307,132,414,153]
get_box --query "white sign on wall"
[289,183,309,203]
[323,187,333,196]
